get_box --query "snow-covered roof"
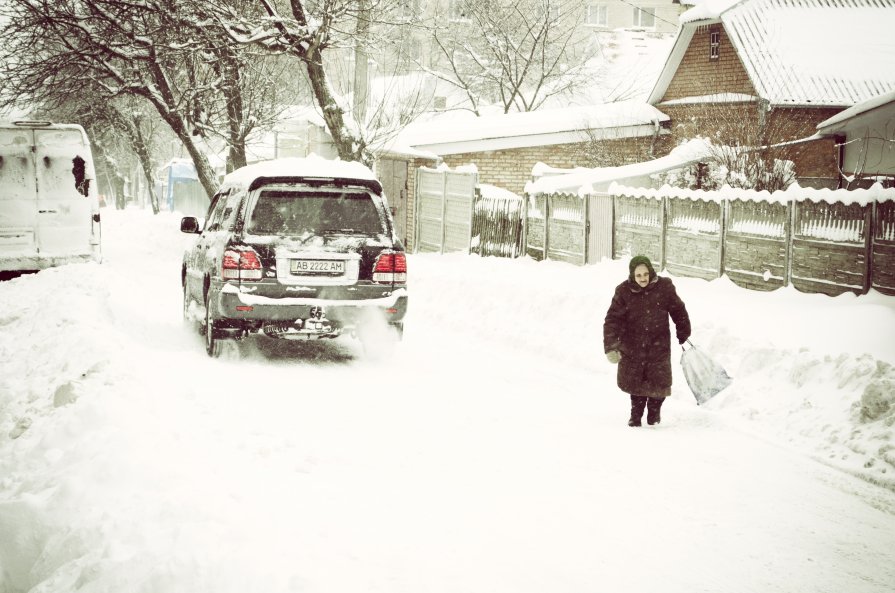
[479,183,523,202]
[221,155,378,190]
[816,89,895,135]
[651,0,895,108]
[525,138,713,196]
[399,102,670,156]
[679,0,744,23]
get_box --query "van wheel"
[204,295,223,358]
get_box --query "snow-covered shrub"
[653,137,796,192]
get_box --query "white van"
[0,120,102,273]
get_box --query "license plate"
[290,259,345,274]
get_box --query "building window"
[710,31,721,59]
[632,7,655,28]
[586,4,608,27]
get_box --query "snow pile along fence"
[609,183,895,296]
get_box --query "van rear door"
[0,126,39,258]
[33,127,94,257]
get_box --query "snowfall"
[1,206,894,593]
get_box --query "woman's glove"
[606,350,621,364]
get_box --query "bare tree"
[0,0,292,198]
[658,100,826,192]
[83,101,164,213]
[23,76,166,212]
[213,0,385,166]
[423,0,598,115]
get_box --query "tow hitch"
[262,307,340,340]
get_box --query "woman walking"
[604,255,691,427]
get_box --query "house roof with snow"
[396,102,670,156]
[816,89,895,136]
[648,0,895,108]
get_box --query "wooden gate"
[414,167,477,254]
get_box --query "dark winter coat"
[603,275,691,398]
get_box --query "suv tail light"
[222,248,263,281]
[372,251,407,284]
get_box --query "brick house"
[647,0,895,189]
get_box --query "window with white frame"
[586,4,609,27]
[710,31,721,59]
[632,7,656,28]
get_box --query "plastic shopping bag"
[680,340,732,405]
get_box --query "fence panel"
[525,194,547,260]
[664,198,722,280]
[414,168,476,254]
[791,200,870,296]
[415,168,446,253]
[872,200,895,295]
[546,194,587,265]
[444,172,476,253]
[724,199,789,291]
[613,195,663,264]
[587,194,614,263]
[471,191,525,258]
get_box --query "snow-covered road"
[1,209,894,593]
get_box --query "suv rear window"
[247,189,385,236]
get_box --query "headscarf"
[628,255,656,283]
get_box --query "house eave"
[410,125,667,157]
[647,24,699,105]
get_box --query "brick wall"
[659,102,843,187]
[440,136,663,196]
[662,25,755,101]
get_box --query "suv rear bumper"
[213,282,408,326]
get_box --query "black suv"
[180,157,407,357]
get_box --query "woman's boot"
[628,395,647,427]
[646,397,664,425]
